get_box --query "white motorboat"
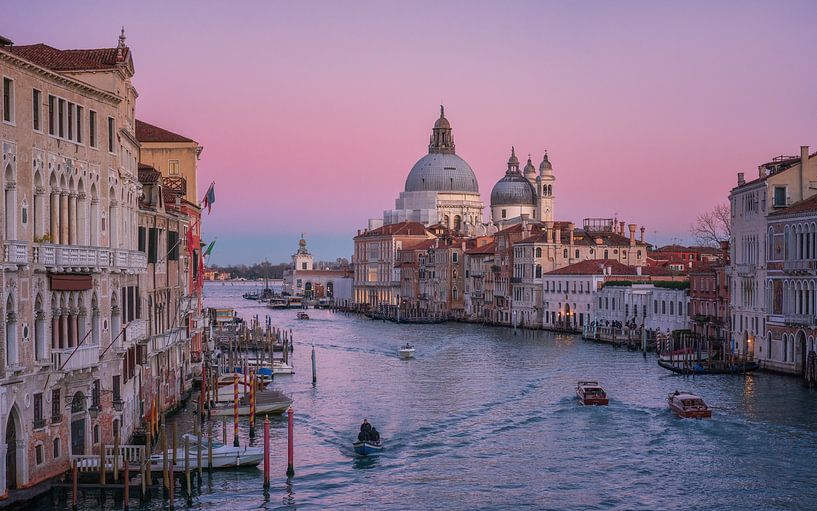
[149,434,263,470]
[272,360,294,375]
[398,343,415,359]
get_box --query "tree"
[691,203,731,247]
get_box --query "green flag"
[204,240,216,257]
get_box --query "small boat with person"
[667,390,712,419]
[149,434,263,470]
[354,419,383,456]
[576,380,609,406]
[398,343,415,359]
[297,311,310,320]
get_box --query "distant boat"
[149,434,263,470]
[353,440,383,456]
[667,390,712,419]
[576,380,608,406]
[398,343,415,359]
[297,312,310,320]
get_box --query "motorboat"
[149,434,263,470]
[353,440,383,456]
[297,312,310,320]
[272,360,294,375]
[398,343,415,359]
[576,380,608,406]
[667,390,712,419]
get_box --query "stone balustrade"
[51,344,100,372]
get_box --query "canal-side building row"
[0,32,203,502]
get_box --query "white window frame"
[89,109,98,149]
[107,116,116,154]
[168,159,180,176]
[47,93,85,145]
[3,76,15,125]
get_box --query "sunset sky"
[6,1,817,264]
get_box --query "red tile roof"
[543,259,685,277]
[5,43,129,71]
[399,239,436,251]
[137,164,160,184]
[135,119,195,143]
[355,222,431,238]
[465,241,496,255]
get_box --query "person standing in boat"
[369,426,380,444]
[359,419,372,441]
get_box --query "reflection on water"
[29,282,817,511]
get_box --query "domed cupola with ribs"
[383,106,485,232]
[490,147,538,224]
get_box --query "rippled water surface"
[35,282,817,510]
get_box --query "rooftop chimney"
[619,221,625,235]
[554,227,561,245]
[640,226,645,243]
[628,224,636,246]
[737,172,745,186]
[545,221,554,244]
[568,222,575,245]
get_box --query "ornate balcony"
[124,319,148,344]
[3,240,29,267]
[784,314,815,327]
[783,260,817,273]
[51,344,100,372]
[32,243,146,273]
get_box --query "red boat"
[667,391,712,419]
[576,381,609,406]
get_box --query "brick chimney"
[737,172,745,186]
[568,222,575,245]
[628,224,636,246]
[640,226,645,243]
[545,221,554,244]
[619,221,625,235]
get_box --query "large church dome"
[405,153,479,193]
[403,106,479,194]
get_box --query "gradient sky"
[6,1,817,264]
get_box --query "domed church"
[383,107,485,233]
[490,147,555,228]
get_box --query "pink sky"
[6,1,817,263]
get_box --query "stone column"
[52,314,60,350]
[60,311,68,349]
[59,192,69,244]
[50,191,60,242]
[68,192,77,245]
[77,309,87,345]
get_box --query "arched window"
[575,249,580,259]
[604,250,609,259]
[535,247,542,258]
[563,249,568,259]
[670,301,674,315]
[661,300,666,314]
[5,295,18,366]
[34,294,46,361]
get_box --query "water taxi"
[296,311,310,320]
[576,380,608,406]
[398,343,415,359]
[667,390,712,419]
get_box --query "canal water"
[33,282,817,510]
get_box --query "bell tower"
[536,151,555,222]
[292,233,313,271]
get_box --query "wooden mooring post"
[71,458,78,508]
[286,407,295,477]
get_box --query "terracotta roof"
[465,241,496,255]
[355,222,431,239]
[769,193,817,217]
[399,239,436,251]
[544,259,634,276]
[292,270,351,278]
[5,43,129,71]
[138,164,160,184]
[136,119,195,143]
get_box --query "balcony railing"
[33,243,146,273]
[734,263,756,275]
[784,314,815,327]
[3,240,29,266]
[51,344,100,372]
[783,260,817,272]
[124,319,148,344]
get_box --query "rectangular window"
[168,159,180,176]
[89,110,97,147]
[92,379,100,408]
[168,231,179,261]
[773,187,787,207]
[34,393,44,428]
[58,98,65,137]
[76,105,83,143]
[113,375,121,402]
[32,89,41,131]
[2,77,13,123]
[48,95,55,135]
[35,444,43,465]
[67,102,74,140]
[138,226,146,252]
[148,227,158,263]
[107,116,115,153]
[51,389,61,422]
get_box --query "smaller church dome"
[490,174,537,206]
[523,156,536,178]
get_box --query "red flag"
[197,255,205,289]
[186,225,194,257]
